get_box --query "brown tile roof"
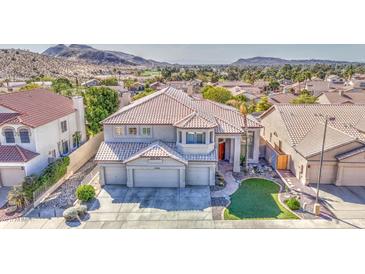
[0,145,39,162]
[269,93,297,104]
[263,105,365,155]
[95,141,217,162]
[103,87,261,134]
[0,113,20,126]
[319,92,365,104]
[0,89,76,128]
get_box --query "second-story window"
[128,127,137,135]
[4,129,15,143]
[19,129,30,143]
[210,131,213,143]
[178,131,182,143]
[114,126,124,136]
[61,120,67,133]
[141,127,151,136]
[186,132,206,144]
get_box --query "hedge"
[23,156,70,201]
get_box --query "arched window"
[4,128,15,143]
[19,128,30,143]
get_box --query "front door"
[218,142,225,160]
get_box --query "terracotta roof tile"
[0,89,76,128]
[103,87,261,134]
[0,145,39,162]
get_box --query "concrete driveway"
[319,185,365,220]
[86,186,213,223]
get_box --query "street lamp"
[313,115,335,216]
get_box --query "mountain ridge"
[43,44,169,67]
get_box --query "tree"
[100,77,118,86]
[291,93,317,104]
[239,103,249,173]
[268,80,280,91]
[83,87,119,136]
[132,88,155,101]
[123,78,137,90]
[255,96,272,112]
[201,85,232,104]
[20,83,41,91]
[52,78,73,93]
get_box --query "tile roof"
[269,93,297,104]
[0,145,39,163]
[319,92,365,104]
[95,141,217,162]
[0,89,76,128]
[124,141,188,164]
[103,87,261,134]
[269,104,365,147]
[294,123,357,157]
[336,146,365,160]
[0,113,20,126]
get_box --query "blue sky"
[1,44,365,64]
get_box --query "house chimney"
[72,96,87,142]
[187,84,194,96]
[120,92,132,107]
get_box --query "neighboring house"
[318,90,365,104]
[166,80,202,95]
[260,104,365,186]
[268,93,298,105]
[81,79,100,87]
[0,89,86,187]
[95,87,261,187]
[349,74,365,89]
[283,79,345,96]
[326,74,345,84]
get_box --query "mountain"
[43,44,168,66]
[231,56,359,66]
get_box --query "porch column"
[229,139,234,163]
[99,166,105,186]
[126,168,134,187]
[233,135,241,172]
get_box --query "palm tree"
[239,103,249,173]
[225,99,241,109]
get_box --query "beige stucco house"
[260,104,365,186]
[0,89,86,188]
[95,87,261,187]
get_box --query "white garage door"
[187,167,210,185]
[104,166,127,185]
[341,167,365,186]
[0,168,25,187]
[134,169,179,187]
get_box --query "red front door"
[218,143,225,160]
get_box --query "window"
[114,126,124,136]
[128,127,137,135]
[4,129,15,143]
[186,132,206,144]
[72,132,81,148]
[62,140,69,155]
[141,127,151,136]
[269,132,272,142]
[241,131,255,160]
[210,131,213,143]
[19,129,30,143]
[61,121,67,133]
[178,131,182,143]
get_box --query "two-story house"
[0,89,86,187]
[95,87,261,187]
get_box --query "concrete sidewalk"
[1,217,364,229]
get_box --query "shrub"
[63,207,79,221]
[8,187,28,209]
[22,157,70,201]
[285,197,301,210]
[76,185,95,202]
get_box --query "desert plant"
[63,207,79,221]
[7,187,28,209]
[74,204,87,216]
[285,197,301,210]
[76,185,95,202]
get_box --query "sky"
[1,44,365,65]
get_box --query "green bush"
[23,157,70,201]
[285,197,301,210]
[76,185,95,202]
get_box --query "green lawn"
[224,178,299,220]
